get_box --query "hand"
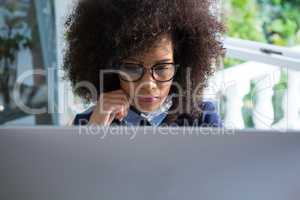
[88,90,131,126]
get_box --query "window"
[0,0,57,125]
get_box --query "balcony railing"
[204,43,300,130]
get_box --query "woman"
[64,0,225,127]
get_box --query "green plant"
[224,0,300,46]
[222,0,299,127]
[272,70,288,124]
[0,1,31,105]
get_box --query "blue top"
[73,101,223,127]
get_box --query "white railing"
[205,45,300,130]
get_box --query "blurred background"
[0,0,300,129]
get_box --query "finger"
[107,99,128,118]
[101,98,129,106]
[103,90,132,105]
[107,96,130,106]
[106,98,130,107]
[98,91,126,102]
[94,102,123,116]
[107,102,130,115]
[89,109,113,126]
[108,90,128,97]
[112,90,132,102]
[111,89,125,94]
[107,93,130,103]
[115,106,129,121]
[107,112,116,124]
[100,107,120,125]
[104,99,130,110]
[115,112,123,121]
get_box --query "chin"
[135,103,161,113]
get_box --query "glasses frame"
[115,62,179,83]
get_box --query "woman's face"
[120,36,174,113]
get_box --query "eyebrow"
[124,58,173,64]
[155,59,173,64]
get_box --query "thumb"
[107,112,116,124]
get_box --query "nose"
[138,68,158,91]
[142,68,155,81]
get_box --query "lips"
[137,96,160,103]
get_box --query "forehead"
[129,36,173,61]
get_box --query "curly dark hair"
[63,0,225,123]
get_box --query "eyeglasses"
[115,62,178,82]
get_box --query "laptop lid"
[0,127,299,200]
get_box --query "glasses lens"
[119,63,143,81]
[153,63,176,82]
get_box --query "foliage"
[225,0,266,42]
[222,0,299,127]
[242,81,257,128]
[223,0,300,67]
[0,1,31,65]
[272,70,288,124]
[224,0,300,46]
[0,1,31,106]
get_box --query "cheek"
[120,81,135,97]
[120,80,172,102]
[158,82,172,97]
[121,81,172,112]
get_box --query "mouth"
[136,95,161,103]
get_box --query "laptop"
[0,126,299,200]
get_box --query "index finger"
[118,89,133,105]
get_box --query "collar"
[120,95,174,126]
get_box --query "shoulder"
[171,101,223,127]
[198,101,223,127]
[73,106,121,126]
[73,106,95,126]
[73,101,223,127]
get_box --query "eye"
[120,63,143,73]
[155,65,168,70]
[118,63,144,81]
[154,63,174,73]
[152,63,176,81]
